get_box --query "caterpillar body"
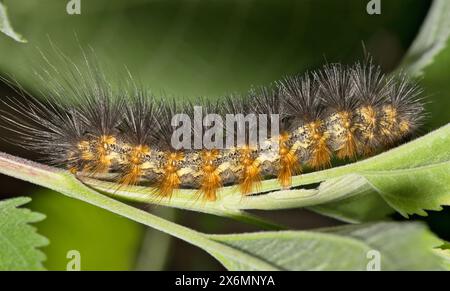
[0,59,424,202]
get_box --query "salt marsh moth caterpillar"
[0,58,425,202]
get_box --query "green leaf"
[309,191,395,223]
[399,0,450,76]
[0,151,447,270]
[363,162,450,217]
[0,197,48,270]
[421,31,450,130]
[314,0,450,221]
[0,2,26,43]
[209,222,448,270]
[435,242,450,268]
[29,190,144,271]
[247,124,450,215]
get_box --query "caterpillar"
[0,58,425,202]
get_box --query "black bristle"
[315,63,358,112]
[387,73,426,131]
[248,85,281,116]
[247,85,287,135]
[153,98,180,151]
[0,79,84,167]
[119,87,160,146]
[351,59,390,106]
[222,93,251,115]
[179,98,224,150]
[279,73,324,126]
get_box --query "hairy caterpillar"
[0,58,425,202]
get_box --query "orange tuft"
[278,133,300,188]
[380,105,398,140]
[336,111,358,159]
[399,120,410,134]
[360,106,377,129]
[95,135,116,173]
[68,166,78,174]
[119,145,150,187]
[308,121,331,169]
[310,138,332,169]
[238,146,261,195]
[79,135,116,173]
[358,106,378,156]
[78,140,93,161]
[157,151,184,198]
[337,132,358,159]
[199,150,222,201]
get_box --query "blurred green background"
[0,0,448,270]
